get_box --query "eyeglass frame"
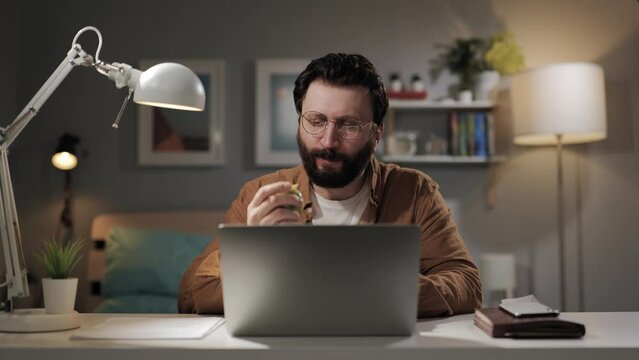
[298,111,377,140]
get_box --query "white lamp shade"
[51,151,78,170]
[511,62,607,145]
[133,62,205,111]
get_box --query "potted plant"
[432,33,526,102]
[432,37,487,102]
[35,236,83,314]
[475,32,526,101]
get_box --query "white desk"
[1,312,638,360]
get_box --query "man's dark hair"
[293,53,389,126]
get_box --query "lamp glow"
[51,152,78,170]
[512,63,607,146]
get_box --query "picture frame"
[138,59,225,166]
[255,59,310,166]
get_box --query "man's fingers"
[260,207,302,225]
[247,181,292,209]
[247,181,304,225]
[250,193,303,225]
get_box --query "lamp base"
[0,308,80,332]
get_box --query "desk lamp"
[0,26,205,332]
[511,62,607,311]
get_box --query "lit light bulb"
[51,151,78,170]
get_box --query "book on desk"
[474,308,586,339]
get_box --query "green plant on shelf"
[431,32,526,90]
[432,37,486,91]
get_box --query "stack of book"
[448,111,495,157]
[474,308,586,338]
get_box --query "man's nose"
[319,121,341,148]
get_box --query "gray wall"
[4,0,638,312]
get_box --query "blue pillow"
[103,227,211,298]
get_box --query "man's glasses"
[299,111,374,140]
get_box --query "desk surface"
[1,312,638,360]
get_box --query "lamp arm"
[0,44,95,311]
[2,46,92,148]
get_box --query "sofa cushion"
[103,226,211,298]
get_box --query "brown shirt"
[178,157,482,317]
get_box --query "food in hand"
[284,183,304,214]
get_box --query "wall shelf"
[384,100,501,164]
[384,99,505,209]
[381,154,507,164]
[388,100,494,110]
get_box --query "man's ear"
[375,123,384,145]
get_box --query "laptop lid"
[218,224,420,336]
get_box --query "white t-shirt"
[311,180,371,225]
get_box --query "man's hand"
[247,181,305,225]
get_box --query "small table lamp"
[51,133,80,171]
[52,133,80,243]
[511,62,607,310]
[480,253,516,307]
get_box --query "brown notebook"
[474,308,586,338]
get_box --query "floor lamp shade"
[511,62,607,146]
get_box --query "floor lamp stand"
[556,134,566,311]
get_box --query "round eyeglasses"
[299,111,374,140]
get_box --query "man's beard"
[297,133,375,188]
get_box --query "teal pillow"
[103,226,211,298]
[95,294,178,313]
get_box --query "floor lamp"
[510,63,607,311]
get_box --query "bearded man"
[178,53,482,317]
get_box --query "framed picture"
[255,59,310,166]
[138,59,225,166]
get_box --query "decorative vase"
[475,70,501,102]
[457,89,473,104]
[42,278,78,314]
[388,131,418,156]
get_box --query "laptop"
[218,224,420,336]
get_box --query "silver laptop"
[218,224,420,336]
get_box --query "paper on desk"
[70,317,224,340]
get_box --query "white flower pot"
[474,70,501,101]
[42,278,78,314]
[457,89,473,104]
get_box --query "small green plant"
[431,32,526,90]
[35,237,84,279]
[483,32,525,75]
[431,37,487,91]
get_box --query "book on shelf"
[466,113,476,156]
[458,114,467,156]
[448,112,459,156]
[474,112,488,156]
[448,111,492,158]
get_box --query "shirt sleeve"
[415,186,483,317]
[177,188,249,314]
